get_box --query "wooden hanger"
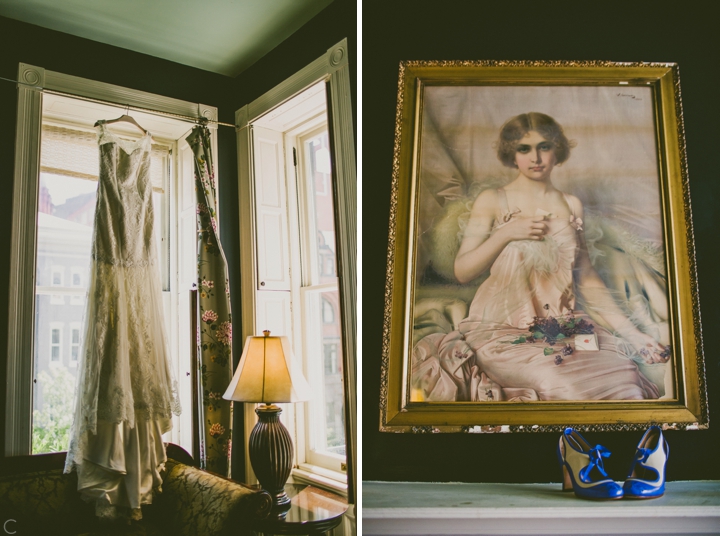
[95,105,148,135]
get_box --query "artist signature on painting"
[617,92,642,100]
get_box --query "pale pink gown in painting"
[412,189,659,402]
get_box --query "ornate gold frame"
[380,61,708,433]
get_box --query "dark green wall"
[363,0,720,482]
[231,0,356,137]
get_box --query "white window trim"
[6,62,217,456]
[235,39,356,503]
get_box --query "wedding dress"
[64,121,181,520]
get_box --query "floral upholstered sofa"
[0,446,272,535]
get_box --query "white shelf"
[363,481,720,535]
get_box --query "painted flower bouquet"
[506,309,596,364]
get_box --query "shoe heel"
[561,463,573,491]
[557,442,573,491]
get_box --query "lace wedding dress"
[64,121,181,521]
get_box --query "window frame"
[290,117,346,475]
[5,63,218,456]
[235,39,356,503]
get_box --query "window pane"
[306,288,345,457]
[324,343,337,375]
[322,298,334,324]
[299,126,346,469]
[304,131,336,283]
[33,172,95,454]
[33,138,168,454]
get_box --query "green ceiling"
[0,0,334,77]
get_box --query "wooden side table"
[251,483,348,535]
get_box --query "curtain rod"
[0,75,237,129]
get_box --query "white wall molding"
[44,70,217,125]
[327,40,348,72]
[6,63,45,456]
[325,40,357,508]
[236,39,350,130]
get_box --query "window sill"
[292,465,347,497]
[362,480,720,535]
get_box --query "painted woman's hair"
[496,112,574,168]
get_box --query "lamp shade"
[223,331,312,403]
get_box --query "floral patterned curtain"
[187,125,233,476]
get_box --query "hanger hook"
[125,104,130,115]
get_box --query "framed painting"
[380,61,708,433]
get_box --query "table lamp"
[223,330,311,509]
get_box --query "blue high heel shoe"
[557,428,623,500]
[623,426,669,499]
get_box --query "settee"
[0,445,272,535]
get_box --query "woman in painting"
[412,112,668,402]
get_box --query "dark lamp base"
[249,404,293,509]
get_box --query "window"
[31,111,175,453]
[324,343,338,375]
[7,64,216,457]
[70,322,81,365]
[51,267,63,286]
[70,267,84,305]
[249,87,346,479]
[50,265,65,304]
[236,40,356,500]
[294,123,346,471]
[322,298,335,324]
[49,323,63,363]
